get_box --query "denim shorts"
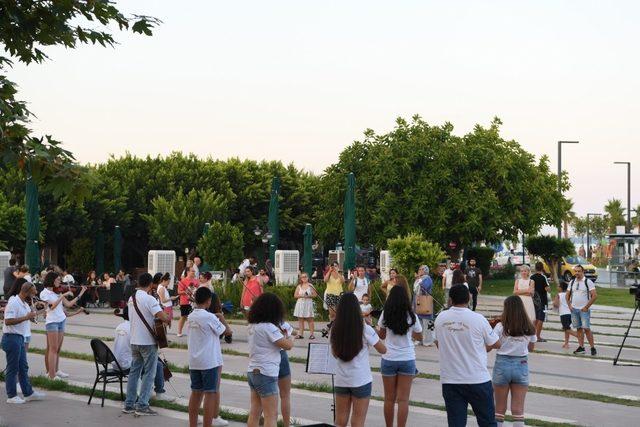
[334,382,372,398]
[45,319,66,332]
[278,350,291,379]
[190,366,220,393]
[247,371,279,397]
[380,358,418,377]
[492,354,529,386]
[571,308,591,329]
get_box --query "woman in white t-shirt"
[377,286,423,427]
[492,295,537,427]
[156,273,178,329]
[330,293,386,427]
[246,293,294,427]
[40,272,86,380]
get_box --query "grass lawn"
[482,279,637,309]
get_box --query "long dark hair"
[452,269,466,285]
[331,293,364,362]
[43,271,59,288]
[501,295,535,337]
[382,285,416,335]
[247,293,285,327]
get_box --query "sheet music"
[306,343,337,375]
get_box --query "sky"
[10,0,639,218]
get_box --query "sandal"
[309,335,316,340]
[295,335,304,339]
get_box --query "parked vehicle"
[494,251,530,267]
[542,256,598,283]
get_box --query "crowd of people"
[1,254,602,427]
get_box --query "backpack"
[568,278,591,304]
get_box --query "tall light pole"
[558,141,580,238]
[586,213,602,260]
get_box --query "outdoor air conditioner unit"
[380,250,393,282]
[328,250,345,272]
[0,252,10,295]
[274,250,299,285]
[148,250,176,289]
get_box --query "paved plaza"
[2,295,640,426]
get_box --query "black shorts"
[180,304,192,317]
[560,314,572,330]
[535,307,546,322]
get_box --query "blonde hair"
[519,265,531,274]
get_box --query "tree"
[316,116,569,250]
[0,193,25,251]
[0,1,159,198]
[632,204,640,231]
[604,199,625,233]
[66,238,95,274]
[464,247,495,276]
[525,236,575,285]
[571,216,588,244]
[387,233,445,278]
[197,222,244,271]
[141,189,230,253]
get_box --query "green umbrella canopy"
[268,177,280,263]
[113,226,123,273]
[95,231,105,276]
[344,172,356,272]
[25,176,40,274]
[200,222,213,271]
[303,223,313,276]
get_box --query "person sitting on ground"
[187,287,231,427]
[434,284,501,427]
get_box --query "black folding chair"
[97,287,109,307]
[88,339,129,407]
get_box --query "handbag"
[415,294,433,315]
[532,291,543,310]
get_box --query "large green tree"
[317,116,568,250]
[526,235,574,284]
[197,222,244,271]
[0,0,158,198]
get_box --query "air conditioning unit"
[274,250,300,285]
[328,250,345,272]
[148,250,176,289]
[0,252,10,295]
[380,250,393,282]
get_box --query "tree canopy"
[526,235,574,284]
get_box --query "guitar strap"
[132,291,160,347]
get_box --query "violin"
[487,315,502,328]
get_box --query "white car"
[494,251,530,266]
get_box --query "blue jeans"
[442,381,496,427]
[154,360,165,394]
[2,334,34,399]
[571,308,591,329]
[125,344,158,410]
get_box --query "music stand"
[305,342,337,426]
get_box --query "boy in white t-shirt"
[554,282,578,349]
[187,287,231,427]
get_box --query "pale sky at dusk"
[11,0,639,217]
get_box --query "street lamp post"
[586,213,602,260]
[558,141,580,238]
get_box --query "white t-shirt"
[2,295,31,336]
[443,269,454,289]
[157,285,172,308]
[193,264,200,279]
[334,324,379,388]
[128,289,162,346]
[493,322,537,356]
[112,320,132,370]
[353,278,369,301]
[40,288,66,324]
[558,291,571,316]
[360,303,372,315]
[247,322,285,377]
[188,308,226,370]
[62,274,75,284]
[379,311,422,361]
[434,306,499,384]
[569,278,595,309]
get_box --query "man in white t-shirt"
[123,273,170,416]
[566,265,598,356]
[442,263,455,307]
[61,270,75,285]
[435,284,500,427]
[193,256,202,279]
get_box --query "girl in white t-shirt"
[377,286,423,427]
[156,273,178,329]
[246,293,294,427]
[492,295,537,427]
[553,282,578,348]
[330,293,386,427]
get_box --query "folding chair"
[88,339,129,407]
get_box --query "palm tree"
[562,200,576,239]
[633,204,640,231]
[604,199,625,233]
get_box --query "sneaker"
[537,338,547,342]
[25,391,45,401]
[573,346,585,355]
[55,370,69,378]
[16,383,22,394]
[154,393,175,402]
[176,333,183,337]
[135,407,158,416]
[122,406,136,414]
[51,376,65,381]
[213,416,229,426]
[591,347,597,356]
[6,396,26,404]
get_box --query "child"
[554,281,577,349]
[360,294,373,325]
[293,273,317,339]
[187,287,231,427]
